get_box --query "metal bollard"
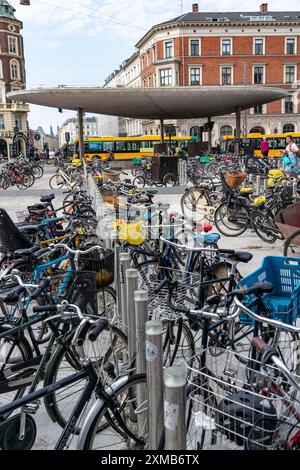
[134,290,149,435]
[119,253,131,327]
[126,269,139,366]
[146,320,164,450]
[255,175,260,194]
[164,366,186,450]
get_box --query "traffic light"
[65,132,70,143]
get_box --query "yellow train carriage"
[221,132,300,157]
[73,135,193,161]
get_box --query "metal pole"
[134,290,149,435]
[146,320,164,450]
[160,119,164,143]
[235,107,241,154]
[207,116,212,153]
[77,107,87,183]
[126,269,139,366]
[119,253,131,327]
[164,366,186,450]
[256,175,260,194]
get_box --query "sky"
[9,0,300,134]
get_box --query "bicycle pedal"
[22,401,41,414]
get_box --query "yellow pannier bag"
[113,220,145,245]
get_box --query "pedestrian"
[216,141,221,154]
[284,135,300,177]
[260,138,269,157]
[107,150,115,161]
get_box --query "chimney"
[260,3,268,12]
[192,3,199,13]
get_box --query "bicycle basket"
[226,171,247,188]
[79,249,114,287]
[239,256,300,325]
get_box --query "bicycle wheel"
[133,175,146,188]
[0,332,33,412]
[163,173,176,188]
[96,286,116,321]
[49,174,64,189]
[252,209,278,244]
[79,373,148,450]
[283,230,300,259]
[162,318,195,373]
[214,203,248,237]
[181,188,212,221]
[43,323,128,434]
[16,174,31,190]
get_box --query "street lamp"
[20,1,30,5]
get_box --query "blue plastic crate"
[238,256,300,325]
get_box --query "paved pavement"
[0,169,284,449]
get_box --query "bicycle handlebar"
[50,243,103,255]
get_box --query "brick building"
[0,1,29,158]
[104,3,300,144]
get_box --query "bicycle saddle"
[18,224,43,233]
[13,246,40,257]
[198,183,210,189]
[0,286,24,304]
[145,189,158,195]
[40,194,55,203]
[222,251,253,263]
[200,233,220,244]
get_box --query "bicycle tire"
[214,203,248,237]
[283,229,300,259]
[0,331,33,414]
[252,209,278,244]
[49,174,64,190]
[79,373,148,450]
[133,175,146,188]
[43,323,128,434]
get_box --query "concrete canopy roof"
[8,86,288,120]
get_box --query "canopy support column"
[207,116,212,153]
[235,107,241,154]
[77,107,87,182]
[160,119,164,143]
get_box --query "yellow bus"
[221,132,300,157]
[73,135,193,161]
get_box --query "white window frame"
[159,68,173,87]
[282,94,295,114]
[189,38,201,56]
[188,65,202,85]
[10,60,20,80]
[253,37,265,56]
[285,37,297,55]
[8,35,18,55]
[164,40,174,59]
[252,64,266,85]
[0,114,5,130]
[220,65,233,85]
[220,38,232,56]
[250,104,267,115]
[284,64,296,84]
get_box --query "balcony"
[0,102,29,112]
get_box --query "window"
[8,36,17,54]
[148,76,151,86]
[285,96,294,114]
[190,126,202,138]
[147,50,150,66]
[10,60,20,80]
[190,67,201,85]
[254,38,264,55]
[285,65,295,84]
[254,105,263,114]
[153,45,156,62]
[115,141,127,151]
[0,60,3,80]
[127,141,140,151]
[160,68,172,86]
[221,39,231,55]
[283,123,295,133]
[220,125,233,138]
[286,38,295,54]
[254,66,264,84]
[141,55,145,69]
[190,39,200,56]
[165,41,173,59]
[250,126,265,134]
[88,141,103,153]
[221,66,232,85]
[0,115,4,130]
[102,141,115,151]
